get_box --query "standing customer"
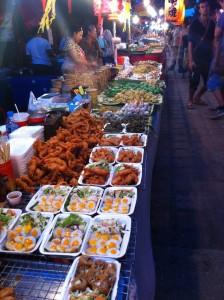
[80,25,102,67]
[178,21,189,74]
[187,0,215,109]
[26,27,54,75]
[102,29,114,65]
[97,25,105,55]
[169,26,181,71]
[207,0,224,119]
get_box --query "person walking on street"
[207,0,224,119]
[187,0,215,109]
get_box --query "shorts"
[207,73,224,91]
[189,62,210,91]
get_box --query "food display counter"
[0,60,164,300]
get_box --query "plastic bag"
[27,91,42,113]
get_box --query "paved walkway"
[151,73,224,300]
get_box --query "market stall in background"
[0,0,172,299]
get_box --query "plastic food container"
[7,191,22,206]
[110,163,143,187]
[39,213,92,257]
[13,113,30,127]
[25,185,72,214]
[82,214,131,258]
[0,209,22,244]
[60,256,121,300]
[0,212,53,254]
[89,147,118,165]
[61,186,104,215]
[97,186,137,216]
[28,114,45,125]
[116,147,144,164]
[98,134,122,147]
[9,126,44,140]
[78,163,113,187]
[121,133,148,147]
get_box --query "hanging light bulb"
[159,8,164,16]
[132,14,140,24]
[147,5,157,18]
[118,12,126,23]
[143,0,150,7]
[109,0,118,13]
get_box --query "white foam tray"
[60,256,121,300]
[40,213,92,257]
[116,146,144,164]
[121,133,148,147]
[0,209,22,244]
[89,146,118,165]
[25,185,72,214]
[61,186,104,215]
[78,163,113,187]
[110,163,142,187]
[98,134,122,147]
[0,212,53,254]
[97,187,137,216]
[82,214,131,258]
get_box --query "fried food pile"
[82,162,110,185]
[70,256,116,299]
[91,148,115,164]
[16,109,103,192]
[0,287,15,300]
[118,149,142,163]
[122,134,143,146]
[112,164,139,185]
[99,135,121,147]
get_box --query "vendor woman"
[80,25,103,67]
[61,25,89,73]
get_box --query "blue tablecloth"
[135,105,162,300]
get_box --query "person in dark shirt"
[187,0,215,109]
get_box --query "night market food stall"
[0,0,174,299]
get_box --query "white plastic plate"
[0,209,22,244]
[116,146,144,164]
[60,256,121,300]
[82,214,131,258]
[25,185,72,214]
[40,213,92,257]
[110,163,142,187]
[97,186,137,216]
[0,212,53,254]
[61,186,104,215]
[89,146,118,165]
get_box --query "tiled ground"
[151,74,224,300]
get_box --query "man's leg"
[194,62,211,104]
[188,67,200,108]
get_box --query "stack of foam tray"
[9,138,35,177]
[9,126,44,141]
